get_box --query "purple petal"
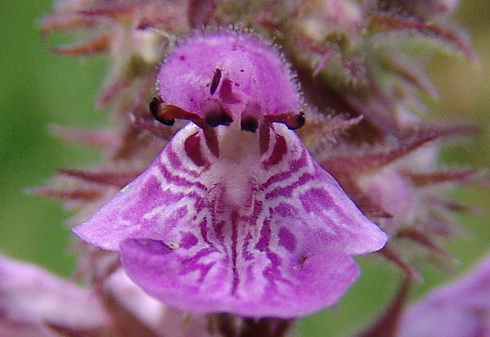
[399,253,490,337]
[121,238,359,317]
[157,31,301,123]
[0,254,110,330]
[75,123,386,317]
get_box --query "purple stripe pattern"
[73,31,387,318]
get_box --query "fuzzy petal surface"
[121,239,358,317]
[157,31,301,123]
[75,123,386,317]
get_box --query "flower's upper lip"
[157,31,302,127]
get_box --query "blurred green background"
[0,1,489,336]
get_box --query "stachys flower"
[74,30,387,318]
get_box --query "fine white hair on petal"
[73,30,387,318]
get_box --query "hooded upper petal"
[157,31,302,124]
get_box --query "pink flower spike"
[73,31,387,318]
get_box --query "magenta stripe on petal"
[74,123,386,317]
[74,31,386,318]
[121,238,360,318]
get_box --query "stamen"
[241,117,259,133]
[204,106,233,127]
[150,96,207,128]
[264,112,305,130]
[150,96,175,126]
[150,96,164,120]
[294,112,306,130]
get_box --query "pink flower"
[399,253,490,337]
[0,254,110,337]
[74,31,387,318]
[0,254,212,337]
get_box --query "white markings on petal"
[76,120,386,317]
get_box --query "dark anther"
[149,96,162,118]
[241,117,258,133]
[210,68,222,95]
[150,96,175,126]
[285,112,305,130]
[267,111,306,130]
[292,112,306,130]
[157,116,175,126]
[205,109,233,127]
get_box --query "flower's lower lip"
[120,238,361,318]
[74,122,386,317]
